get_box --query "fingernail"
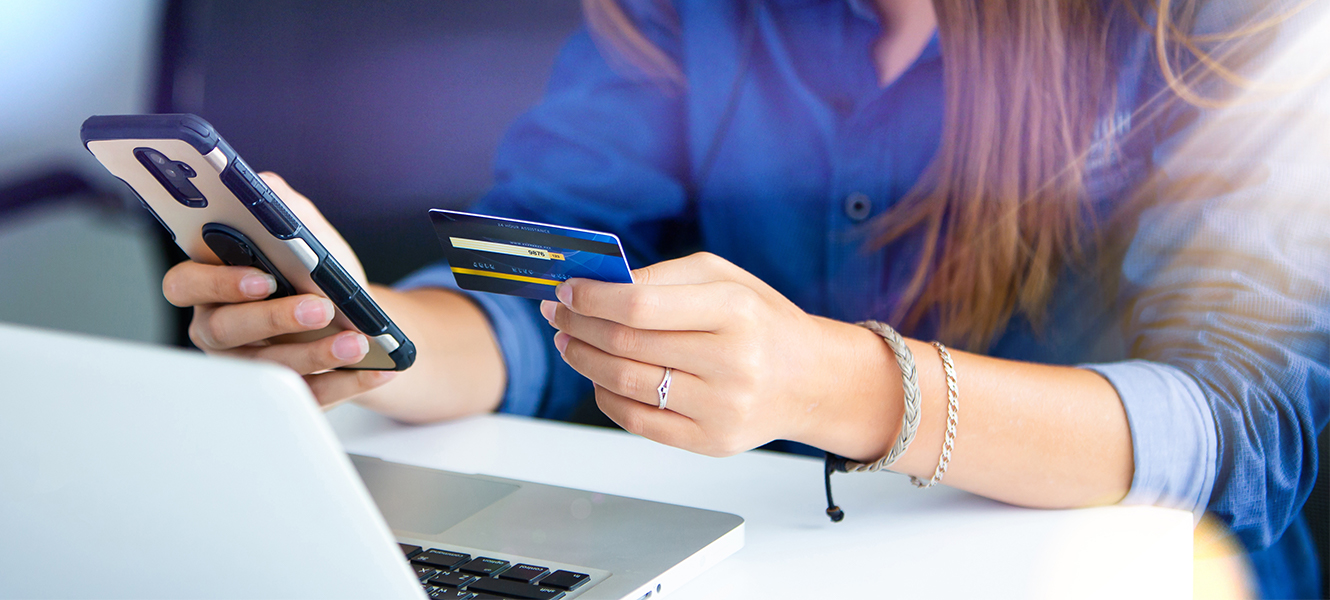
[241,273,276,298]
[553,331,570,355]
[332,333,369,361]
[556,282,572,306]
[539,301,557,322]
[296,297,333,326]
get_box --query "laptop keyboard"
[400,544,591,600]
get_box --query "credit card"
[429,209,634,301]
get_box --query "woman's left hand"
[540,252,897,457]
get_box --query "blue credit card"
[429,209,634,301]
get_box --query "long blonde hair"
[583,0,1274,350]
[876,0,1113,349]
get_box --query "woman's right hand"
[160,173,398,406]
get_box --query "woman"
[163,0,1327,596]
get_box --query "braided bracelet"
[845,320,921,473]
[911,341,959,488]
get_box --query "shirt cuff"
[395,263,550,417]
[1081,360,1218,520]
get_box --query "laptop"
[0,323,743,599]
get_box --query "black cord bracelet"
[824,452,849,522]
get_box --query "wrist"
[354,286,506,422]
[792,317,903,462]
[347,286,421,415]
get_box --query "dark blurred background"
[161,0,583,285]
[0,0,582,344]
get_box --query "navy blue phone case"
[81,114,415,371]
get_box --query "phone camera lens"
[163,168,177,178]
[150,153,167,165]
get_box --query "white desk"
[327,405,1192,599]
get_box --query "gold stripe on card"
[451,267,562,286]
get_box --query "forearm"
[352,285,506,423]
[801,319,1133,509]
[546,255,1135,508]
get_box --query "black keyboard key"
[427,571,477,589]
[425,586,475,599]
[466,578,566,600]
[459,557,510,577]
[500,564,551,584]
[413,565,440,583]
[412,549,470,570]
[468,595,503,600]
[400,544,422,558]
[539,571,590,591]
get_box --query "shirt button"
[844,192,872,222]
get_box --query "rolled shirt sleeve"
[1083,361,1217,519]
[395,264,551,418]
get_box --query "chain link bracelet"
[911,341,959,488]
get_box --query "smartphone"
[80,113,415,371]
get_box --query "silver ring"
[656,367,673,410]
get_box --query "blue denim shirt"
[399,1,1328,596]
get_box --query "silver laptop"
[0,323,743,599]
